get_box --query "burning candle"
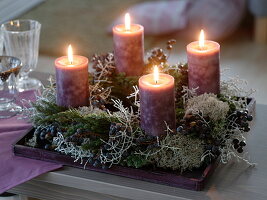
[139,66,176,136]
[187,30,220,95]
[113,13,144,76]
[55,45,89,108]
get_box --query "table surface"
[8,72,267,200]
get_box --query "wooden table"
[8,73,267,200]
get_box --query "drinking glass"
[1,19,42,92]
[0,31,3,55]
[0,56,21,118]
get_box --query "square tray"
[13,98,256,191]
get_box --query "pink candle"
[187,30,220,95]
[113,13,144,76]
[139,66,176,136]
[55,45,89,108]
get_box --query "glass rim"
[1,19,41,33]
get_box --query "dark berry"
[147,135,155,140]
[45,133,52,140]
[51,128,57,136]
[36,126,42,131]
[196,120,202,126]
[103,144,110,150]
[34,130,41,137]
[147,145,154,150]
[152,50,157,55]
[242,116,248,122]
[157,48,163,55]
[122,151,129,157]
[247,115,253,121]
[244,127,251,132]
[138,136,145,143]
[205,144,213,150]
[234,144,239,149]
[176,126,183,132]
[148,57,153,62]
[241,111,247,117]
[239,141,246,147]
[88,157,94,165]
[167,39,176,45]
[106,153,112,159]
[40,136,45,140]
[233,139,239,144]
[160,58,166,63]
[102,164,109,170]
[241,122,249,128]
[44,144,51,150]
[162,54,167,60]
[93,160,101,168]
[236,110,242,117]
[40,131,46,137]
[237,147,243,153]
[211,146,219,154]
[77,138,84,145]
[166,45,172,50]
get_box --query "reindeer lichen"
[186,93,230,121]
[149,133,204,172]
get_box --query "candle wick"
[199,45,206,51]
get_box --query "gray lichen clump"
[150,134,204,172]
[186,93,229,121]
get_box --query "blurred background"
[0,0,266,104]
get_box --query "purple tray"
[13,98,256,191]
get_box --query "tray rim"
[13,97,256,191]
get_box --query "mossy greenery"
[24,40,255,172]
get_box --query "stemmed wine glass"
[1,19,42,91]
[0,30,3,55]
[0,56,21,118]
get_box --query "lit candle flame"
[153,66,159,84]
[10,21,13,26]
[16,21,20,27]
[125,13,131,31]
[199,29,205,49]
[68,44,73,65]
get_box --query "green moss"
[125,154,148,168]
[176,107,185,122]
[149,134,204,172]
[210,120,227,139]
[81,138,103,151]
[217,94,237,113]
[32,102,118,136]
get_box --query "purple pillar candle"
[187,30,220,95]
[113,13,144,76]
[55,45,89,108]
[139,68,176,136]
